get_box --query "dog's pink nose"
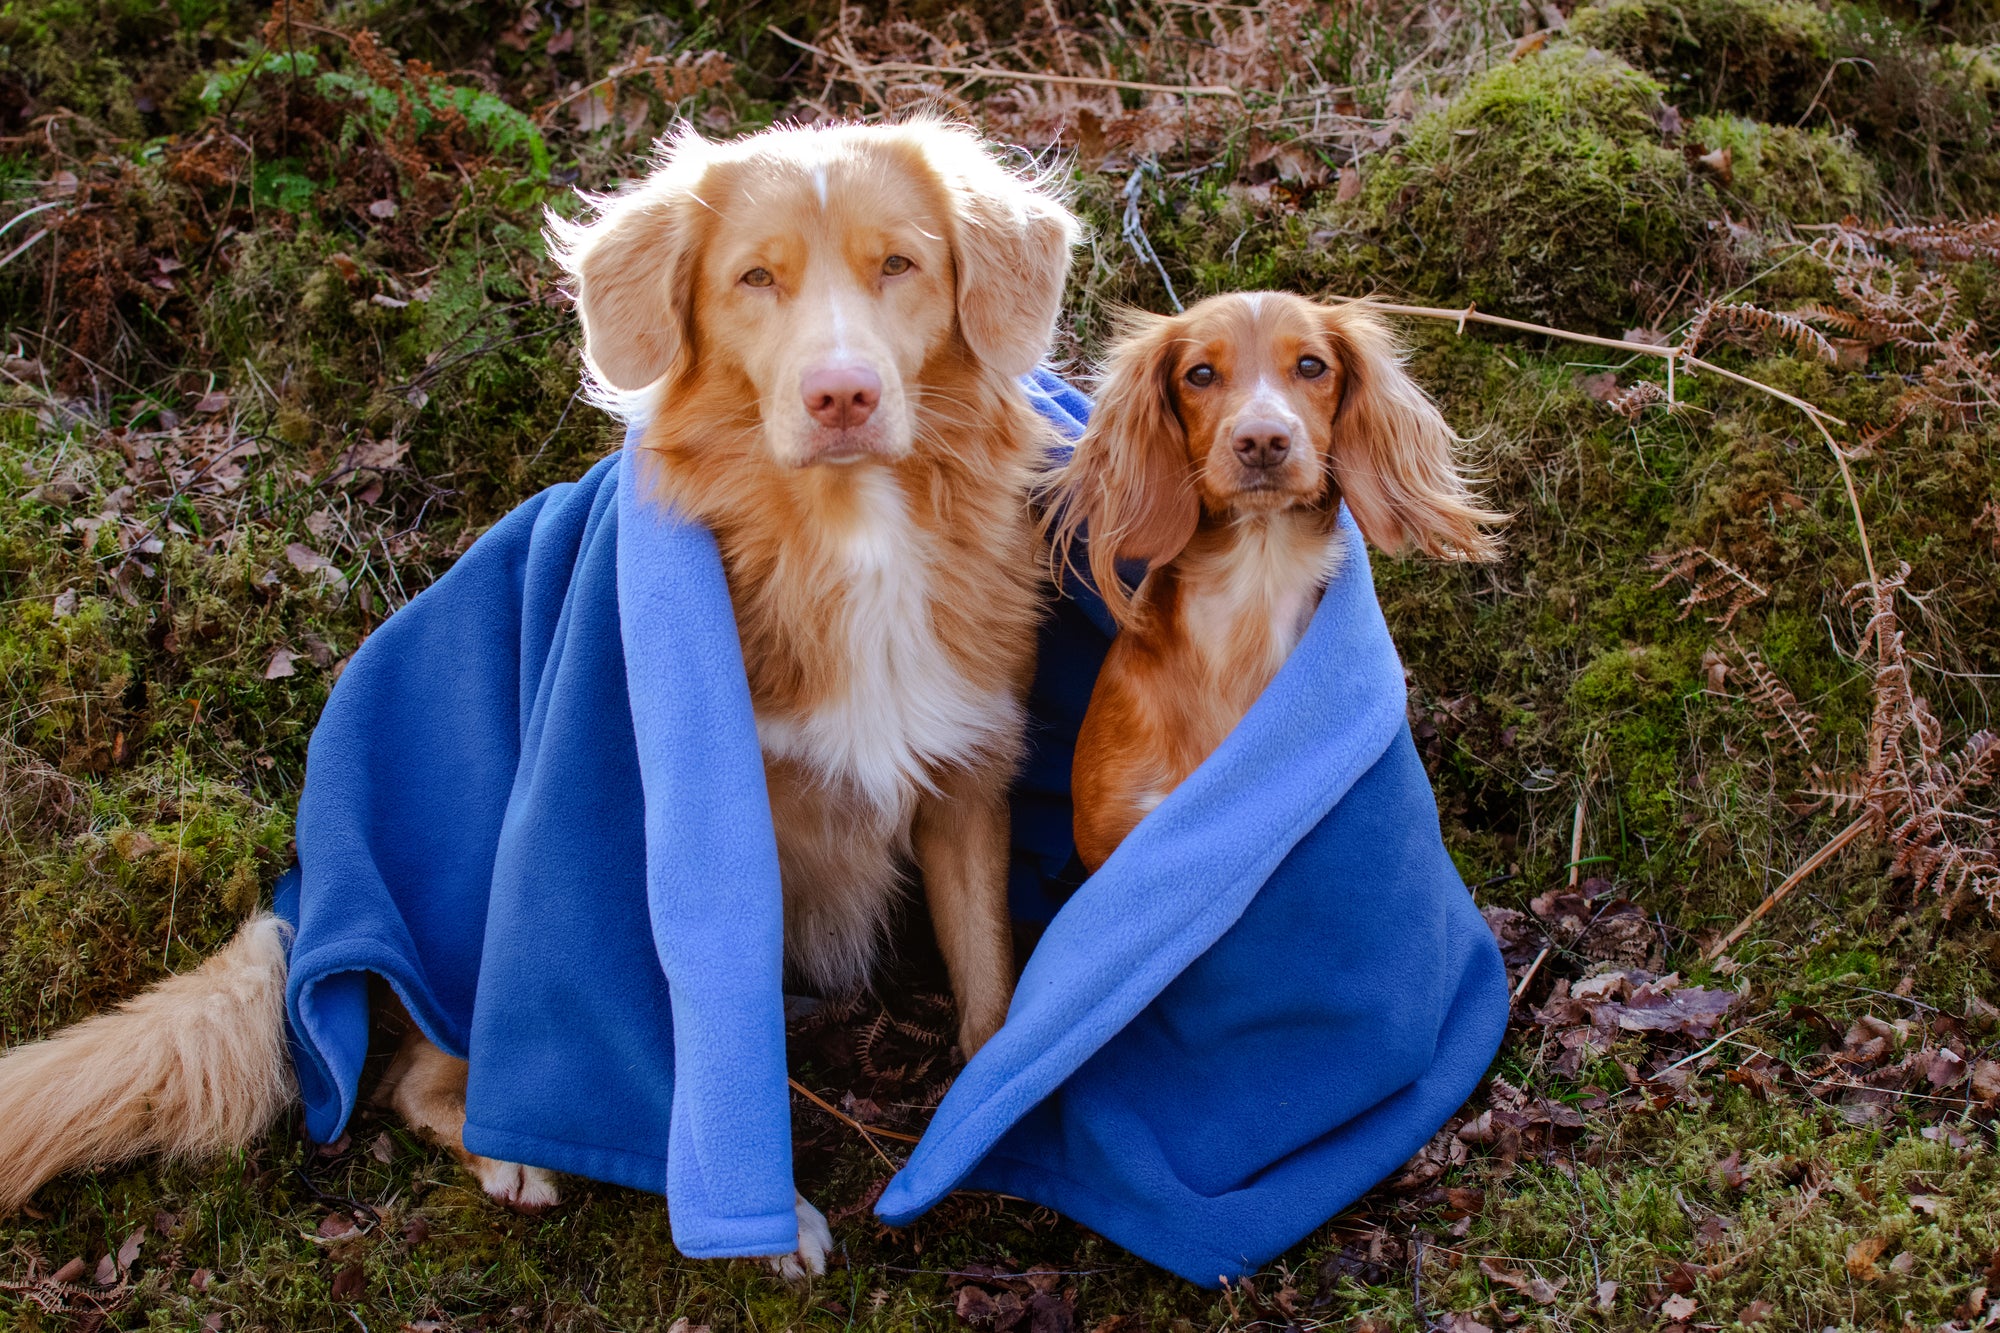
[1232,419,1292,469]
[802,365,882,430]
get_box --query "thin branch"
[1706,814,1874,960]
[765,25,1242,98]
[787,1077,917,1168]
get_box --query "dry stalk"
[787,1077,916,1166]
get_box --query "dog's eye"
[882,254,912,276]
[1297,356,1327,379]
[741,267,774,288]
[1185,365,1216,388]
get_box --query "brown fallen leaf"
[1335,167,1362,203]
[1436,1316,1493,1333]
[192,390,229,413]
[266,648,297,680]
[50,1257,87,1284]
[1970,1058,2000,1104]
[316,1211,358,1239]
[1595,1279,1618,1312]
[331,1262,365,1301]
[1660,1294,1697,1320]
[1927,1048,1967,1087]
[1479,1258,1565,1305]
[1846,1236,1887,1281]
[1696,146,1733,183]
[1739,1298,1774,1323]
[115,1226,144,1276]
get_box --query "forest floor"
[3,0,2000,1328]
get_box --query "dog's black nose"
[1232,420,1292,469]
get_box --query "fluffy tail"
[0,912,297,1212]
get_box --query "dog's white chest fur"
[1182,515,1342,678]
[755,470,1018,815]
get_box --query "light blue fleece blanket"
[276,370,1508,1284]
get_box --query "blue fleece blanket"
[277,369,1508,1285]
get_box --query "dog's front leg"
[913,767,1016,1056]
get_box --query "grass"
[4,0,2000,1328]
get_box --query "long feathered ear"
[907,122,1082,378]
[546,130,713,394]
[1048,314,1200,625]
[1322,303,1504,559]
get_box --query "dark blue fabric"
[278,366,1508,1283]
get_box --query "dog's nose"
[1231,420,1292,469]
[802,365,882,430]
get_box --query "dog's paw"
[468,1155,561,1214]
[767,1192,833,1282]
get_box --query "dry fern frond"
[1728,634,1818,755]
[1649,547,1768,629]
[1824,565,2000,908]
[1606,380,1668,420]
[1846,217,2000,264]
[1683,301,1838,364]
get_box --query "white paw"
[469,1156,561,1213]
[767,1191,833,1282]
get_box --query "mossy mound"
[1568,0,1835,122]
[1571,0,2000,211]
[1326,45,1884,328]
[1689,113,1880,220]
[1342,47,1701,329]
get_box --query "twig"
[1338,299,1878,599]
[787,1077,917,1168]
[0,228,50,270]
[1568,794,1587,890]
[764,26,1241,98]
[1511,946,1551,1004]
[1654,1024,1755,1076]
[1706,814,1873,960]
[1123,165,1184,313]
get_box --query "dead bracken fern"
[1647,546,1768,629]
[1682,300,1838,366]
[1798,219,2000,451]
[1838,566,2000,908]
[1605,380,1667,421]
[1726,634,1819,756]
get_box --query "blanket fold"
[280,368,1507,1283]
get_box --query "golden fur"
[1050,293,1500,869]
[0,914,294,1213]
[0,122,1079,1278]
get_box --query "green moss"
[1339,46,1702,329]
[1688,114,1880,220]
[1568,0,1836,121]
[1570,0,2000,211]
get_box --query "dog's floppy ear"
[1322,303,1503,559]
[913,123,1081,378]
[547,131,712,393]
[1048,313,1200,624]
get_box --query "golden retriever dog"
[0,120,1080,1281]
[1049,292,1498,870]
